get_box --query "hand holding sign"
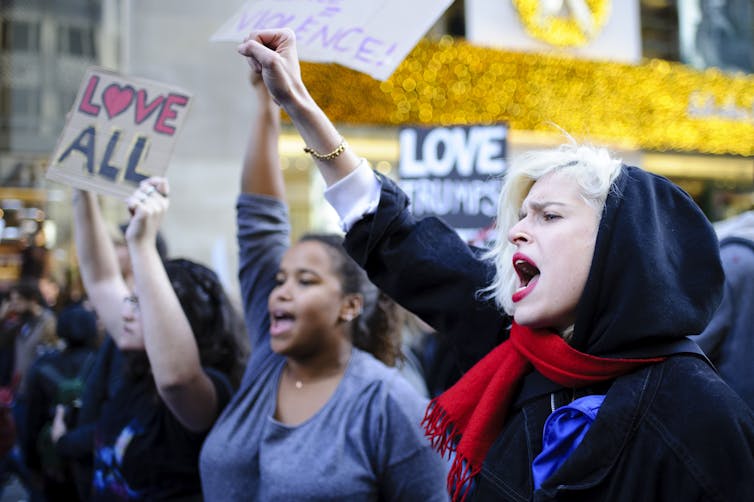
[47,67,192,199]
[125,178,170,251]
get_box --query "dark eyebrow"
[519,201,567,218]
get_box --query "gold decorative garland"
[299,37,754,157]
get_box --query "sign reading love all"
[47,66,192,199]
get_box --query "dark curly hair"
[298,234,402,366]
[124,259,248,387]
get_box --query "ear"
[339,293,364,322]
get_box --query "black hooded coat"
[344,166,754,501]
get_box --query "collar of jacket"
[535,360,663,495]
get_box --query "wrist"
[255,101,280,125]
[126,238,158,258]
[278,80,316,122]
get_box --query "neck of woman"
[285,341,352,387]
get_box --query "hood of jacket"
[571,165,723,358]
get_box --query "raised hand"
[237,28,305,110]
[125,177,170,249]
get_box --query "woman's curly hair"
[125,259,248,387]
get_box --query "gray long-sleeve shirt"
[199,194,448,501]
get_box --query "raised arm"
[71,190,130,347]
[238,29,508,371]
[242,71,284,198]
[125,178,218,432]
[236,70,291,352]
[237,29,361,187]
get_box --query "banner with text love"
[211,0,453,81]
[398,124,508,246]
[46,67,192,199]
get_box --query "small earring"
[344,314,353,322]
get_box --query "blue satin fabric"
[532,394,606,489]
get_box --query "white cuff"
[324,158,382,232]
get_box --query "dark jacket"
[344,168,754,501]
[22,347,97,472]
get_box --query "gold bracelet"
[303,138,347,161]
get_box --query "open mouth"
[512,253,540,303]
[514,258,540,287]
[270,310,295,336]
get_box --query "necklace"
[285,365,305,389]
[286,363,343,390]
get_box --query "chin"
[513,316,553,332]
[269,340,288,355]
[512,309,539,328]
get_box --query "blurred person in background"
[4,279,59,396]
[53,223,169,500]
[22,303,99,501]
[59,183,246,500]
[692,208,754,410]
[0,279,59,500]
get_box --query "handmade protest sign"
[398,124,508,244]
[46,67,192,199]
[211,0,453,81]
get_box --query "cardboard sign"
[398,124,508,243]
[211,0,453,81]
[46,67,192,199]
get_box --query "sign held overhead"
[211,0,454,81]
[46,67,192,199]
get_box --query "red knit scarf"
[421,322,665,501]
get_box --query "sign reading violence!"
[211,0,453,81]
[398,124,508,243]
[46,67,192,199]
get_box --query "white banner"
[211,0,453,81]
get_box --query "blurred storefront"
[0,0,116,291]
[293,0,753,225]
[0,0,752,296]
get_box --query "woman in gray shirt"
[199,73,448,501]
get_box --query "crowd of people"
[0,26,752,501]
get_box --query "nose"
[508,219,530,245]
[271,280,292,301]
[122,306,136,321]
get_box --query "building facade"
[0,0,752,303]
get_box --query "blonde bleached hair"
[482,141,623,315]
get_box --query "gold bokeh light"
[299,37,754,157]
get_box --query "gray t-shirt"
[199,194,448,501]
